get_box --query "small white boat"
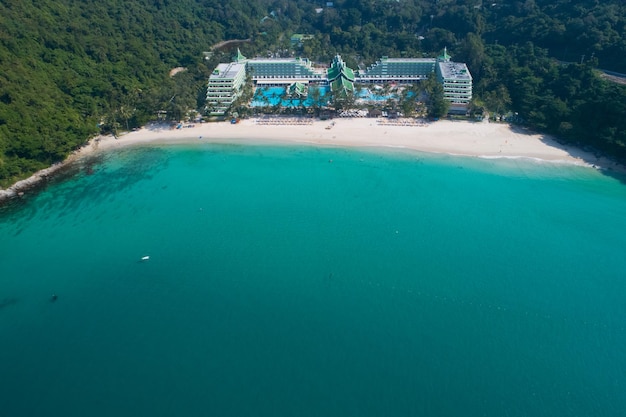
[141,256,150,261]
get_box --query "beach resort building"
[207,48,472,115]
[357,57,437,84]
[435,48,473,113]
[205,61,246,115]
[234,49,324,86]
[287,82,308,98]
[246,57,324,85]
[355,48,472,113]
[327,55,355,96]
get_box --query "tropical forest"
[1,0,626,187]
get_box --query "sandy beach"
[1,118,622,202]
[93,118,614,166]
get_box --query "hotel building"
[207,48,472,115]
[205,61,247,115]
[435,48,473,112]
[357,57,436,84]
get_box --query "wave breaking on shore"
[2,118,623,204]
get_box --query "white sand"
[1,117,621,201]
[90,118,617,169]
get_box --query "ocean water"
[1,144,626,417]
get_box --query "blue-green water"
[2,144,626,416]
[251,86,330,107]
[250,86,398,108]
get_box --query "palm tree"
[309,87,322,117]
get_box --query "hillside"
[0,0,267,186]
[1,0,626,187]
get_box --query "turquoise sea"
[1,143,626,416]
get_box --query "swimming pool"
[251,86,330,108]
[250,86,411,107]
[356,88,397,102]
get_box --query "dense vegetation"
[2,0,626,186]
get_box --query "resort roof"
[209,62,245,80]
[359,57,436,78]
[331,76,354,94]
[438,47,451,62]
[290,34,314,44]
[247,57,321,79]
[234,48,247,63]
[288,82,308,97]
[437,61,472,81]
[327,55,355,82]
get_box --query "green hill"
[2,0,626,187]
[0,0,265,186]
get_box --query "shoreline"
[1,118,624,203]
[0,139,101,204]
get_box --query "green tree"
[427,82,449,118]
[329,86,356,112]
[420,74,449,118]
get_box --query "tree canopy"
[2,0,626,186]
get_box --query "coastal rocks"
[0,189,16,201]
[0,138,104,205]
[0,163,64,204]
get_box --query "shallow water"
[1,144,626,416]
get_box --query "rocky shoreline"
[2,120,625,206]
[0,136,102,206]
[0,163,65,203]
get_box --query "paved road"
[555,59,626,84]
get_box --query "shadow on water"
[80,147,170,193]
[0,297,18,311]
[0,147,170,230]
[0,154,90,218]
[0,159,82,213]
[0,147,168,214]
